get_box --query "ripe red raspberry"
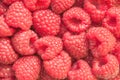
[5,1,32,30]
[63,32,88,59]
[12,56,41,80]
[34,36,63,60]
[33,10,61,36]
[2,0,19,5]
[109,73,120,80]
[87,27,116,58]
[0,38,18,64]
[68,60,97,80]
[23,0,51,11]
[62,7,91,33]
[43,51,71,79]
[11,30,38,55]
[0,15,15,37]
[103,7,120,38]
[51,0,75,14]
[0,64,14,78]
[92,54,119,79]
[0,2,7,15]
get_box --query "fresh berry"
[33,9,61,36]
[11,30,38,55]
[5,1,32,30]
[87,27,116,58]
[74,0,84,7]
[34,36,63,60]
[0,15,15,37]
[103,7,120,38]
[63,32,88,59]
[0,2,7,15]
[12,56,41,80]
[0,77,16,80]
[62,7,91,33]
[23,0,51,11]
[68,60,97,80]
[51,0,75,14]
[3,0,20,5]
[92,54,119,79]
[0,38,18,64]
[109,73,120,80]
[43,51,71,79]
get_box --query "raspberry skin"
[63,32,88,59]
[5,1,32,30]
[51,0,75,14]
[12,56,41,80]
[92,54,119,79]
[0,15,15,37]
[87,27,116,58]
[34,36,63,60]
[43,51,71,79]
[0,2,7,15]
[33,9,61,36]
[0,38,18,64]
[3,0,19,5]
[103,7,120,38]
[74,0,84,7]
[0,77,16,80]
[109,73,120,80]
[11,30,38,55]
[23,0,51,11]
[62,7,91,33]
[68,60,97,80]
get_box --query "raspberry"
[11,30,38,55]
[0,64,14,78]
[62,7,91,33]
[74,0,84,7]
[0,77,16,80]
[3,0,19,5]
[63,32,88,59]
[87,27,116,58]
[51,0,75,14]
[0,38,18,64]
[33,9,61,36]
[43,51,71,79]
[5,1,32,30]
[0,2,7,15]
[68,60,97,80]
[34,36,63,60]
[103,7,120,38]
[92,54,119,79]
[0,15,15,37]
[23,0,51,11]
[110,73,120,80]
[12,56,41,80]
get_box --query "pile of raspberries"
[0,0,120,80]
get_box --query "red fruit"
[43,51,71,79]
[23,0,51,11]
[0,38,18,64]
[92,54,119,79]
[34,36,63,60]
[51,0,75,14]
[110,73,120,80]
[0,64,14,78]
[1,77,16,80]
[68,60,96,80]
[62,7,91,33]
[33,9,61,36]
[0,15,15,37]
[0,2,7,15]
[103,7,120,38]
[12,30,38,55]
[63,32,88,59]
[3,0,19,5]
[5,1,32,30]
[74,0,84,7]
[12,56,41,80]
[87,27,116,58]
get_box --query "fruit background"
[0,0,120,80]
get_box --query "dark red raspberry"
[87,27,116,58]
[68,60,97,80]
[34,36,63,60]
[0,2,7,15]
[62,7,91,33]
[51,0,75,14]
[33,9,61,36]
[12,56,41,80]
[12,30,38,55]
[0,38,18,64]
[5,1,32,30]
[74,0,84,7]
[103,7,120,38]
[23,0,51,11]
[43,51,71,79]
[63,32,88,59]
[92,54,119,79]
[3,0,20,5]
